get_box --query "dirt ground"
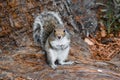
[0,0,120,80]
[0,32,120,80]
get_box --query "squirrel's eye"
[54,30,56,32]
[63,30,66,32]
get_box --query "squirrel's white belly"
[48,37,70,61]
[50,37,70,50]
[49,46,70,61]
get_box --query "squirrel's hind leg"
[47,50,57,69]
[58,47,74,65]
[47,57,57,69]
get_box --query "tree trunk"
[0,0,97,38]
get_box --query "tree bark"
[0,0,97,38]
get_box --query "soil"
[0,0,120,80]
[0,32,120,80]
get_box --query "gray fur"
[33,11,73,69]
[33,11,64,48]
[45,29,73,69]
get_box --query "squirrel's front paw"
[50,64,57,69]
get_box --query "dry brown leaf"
[84,38,94,45]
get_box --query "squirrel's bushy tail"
[33,11,64,48]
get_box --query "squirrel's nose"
[58,36,61,39]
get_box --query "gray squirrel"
[33,11,73,69]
